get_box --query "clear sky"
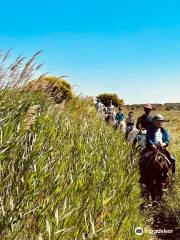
[1,0,180,104]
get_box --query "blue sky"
[1,0,180,104]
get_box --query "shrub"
[96,93,124,107]
[27,75,73,104]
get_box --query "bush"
[27,75,73,104]
[97,93,124,107]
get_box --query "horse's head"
[154,151,170,169]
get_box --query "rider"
[106,100,116,121]
[132,104,153,149]
[115,106,124,124]
[113,106,124,130]
[95,99,102,111]
[136,104,153,130]
[125,111,135,137]
[126,111,135,126]
[146,114,176,178]
[107,100,115,113]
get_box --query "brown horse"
[105,112,115,125]
[139,149,172,201]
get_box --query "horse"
[105,112,116,126]
[127,128,147,151]
[139,149,172,201]
[113,120,126,133]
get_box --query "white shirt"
[107,104,115,113]
[95,102,101,110]
[155,128,163,144]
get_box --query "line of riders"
[95,100,176,200]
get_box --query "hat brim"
[144,107,152,110]
[154,118,164,121]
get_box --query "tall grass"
[161,114,180,226]
[0,51,148,239]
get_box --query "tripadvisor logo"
[135,227,143,235]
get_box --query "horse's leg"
[153,172,163,201]
[132,138,137,150]
[156,182,163,200]
[141,182,150,201]
[114,122,118,130]
[105,116,109,124]
[148,182,156,201]
[141,171,151,201]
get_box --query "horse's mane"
[149,150,171,174]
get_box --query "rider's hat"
[143,103,153,110]
[153,114,164,121]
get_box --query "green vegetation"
[161,111,180,226]
[0,91,148,240]
[27,75,73,104]
[0,51,148,239]
[1,49,179,240]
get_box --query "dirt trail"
[142,202,180,240]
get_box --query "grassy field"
[1,91,179,240]
[0,51,179,240]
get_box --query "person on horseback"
[146,114,176,178]
[125,111,135,138]
[115,106,124,123]
[114,106,125,130]
[130,104,152,149]
[105,100,116,123]
[140,114,176,184]
[136,103,153,130]
[95,99,102,111]
[107,100,115,113]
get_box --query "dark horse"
[105,112,115,125]
[139,149,172,201]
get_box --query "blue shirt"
[115,112,124,123]
[146,126,169,146]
